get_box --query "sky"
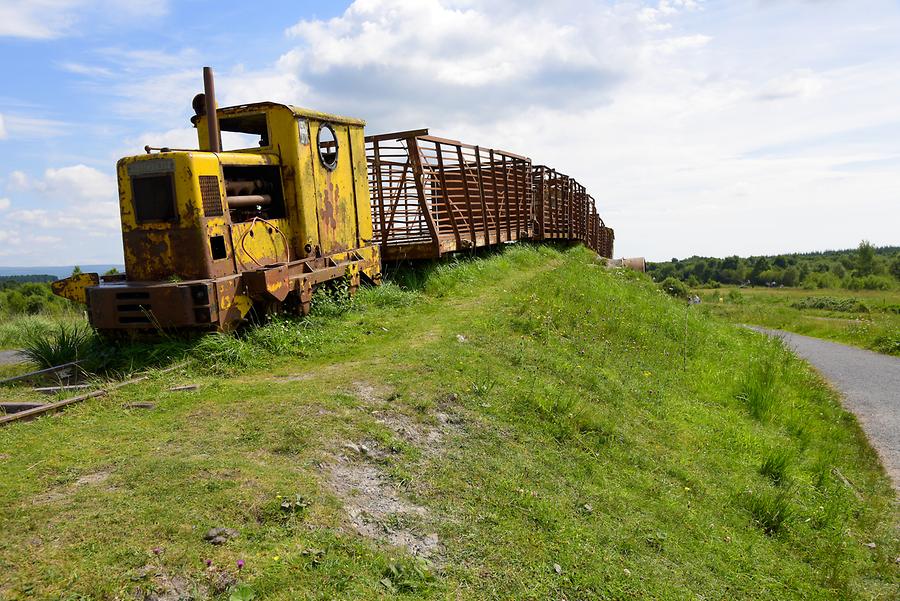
[0,0,898,266]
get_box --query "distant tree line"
[0,277,70,315]
[648,241,900,290]
[0,267,120,316]
[0,274,57,288]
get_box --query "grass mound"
[0,244,895,600]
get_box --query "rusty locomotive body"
[52,69,614,334]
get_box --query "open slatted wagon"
[366,130,533,261]
[532,166,614,258]
[599,223,615,259]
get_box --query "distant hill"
[0,265,125,279]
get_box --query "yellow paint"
[50,273,100,304]
[231,294,252,317]
[229,218,291,270]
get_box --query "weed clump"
[759,449,791,486]
[19,322,96,368]
[379,558,435,594]
[744,488,793,535]
[736,357,778,420]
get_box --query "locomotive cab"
[53,68,380,334]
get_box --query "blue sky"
[1,0,898,265]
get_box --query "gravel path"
[0,350,25,366]
[750,327,900,489]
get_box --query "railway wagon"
[366,130,533,261]
[366,134,614,261]
[531,166,614,257]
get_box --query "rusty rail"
[0,362,188,426]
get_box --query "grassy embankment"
[696,286,900,356]
[0,245,896,600]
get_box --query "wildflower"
[205,559,212,567]
[273,555,281,561]
[237,559,245,571]
[152,547,162,555]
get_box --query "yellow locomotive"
[53,68,380,334]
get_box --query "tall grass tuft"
[744,488,793,535]
[759,448,791,486]
[736,357,778,420]
[19,322,95,368]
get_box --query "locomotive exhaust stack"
[52,67,614,335]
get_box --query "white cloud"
[59,62,114,77]
[8,206,119,231]
[2,115,69,138]
[38,164,116,203]
[0,113,5,139]
[757,69,827,102]
[0,228,22,246]
[0,0,169,39]
[3,165,119,234]
[0,197,9,210]
[7,171,29,191]
[276,0,644,125]
[126,127,198,153]
[0,0,80,39]
[96,47,200,71]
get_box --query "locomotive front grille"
[199,175,224,217]
[89,283,218,330]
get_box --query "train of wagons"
[52,68,615,335]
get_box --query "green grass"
[0,244,896,600]
[0,312,87,351]
[697,286,900,355]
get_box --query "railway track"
[0,361,187,426]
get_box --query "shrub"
[846,275,892,291]
[659,277,689,299]
[790,297,869,313]
[726,289,744,304]
[872,331,900,355]
[801,272,841,289]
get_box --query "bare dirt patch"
[130,562,234,601]
[32,469,114,505]
[350,380,395,405]
[372,409,464,457]
[322,381,462,560]
[328,456,441,559]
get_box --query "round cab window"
[318,124,338,171]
